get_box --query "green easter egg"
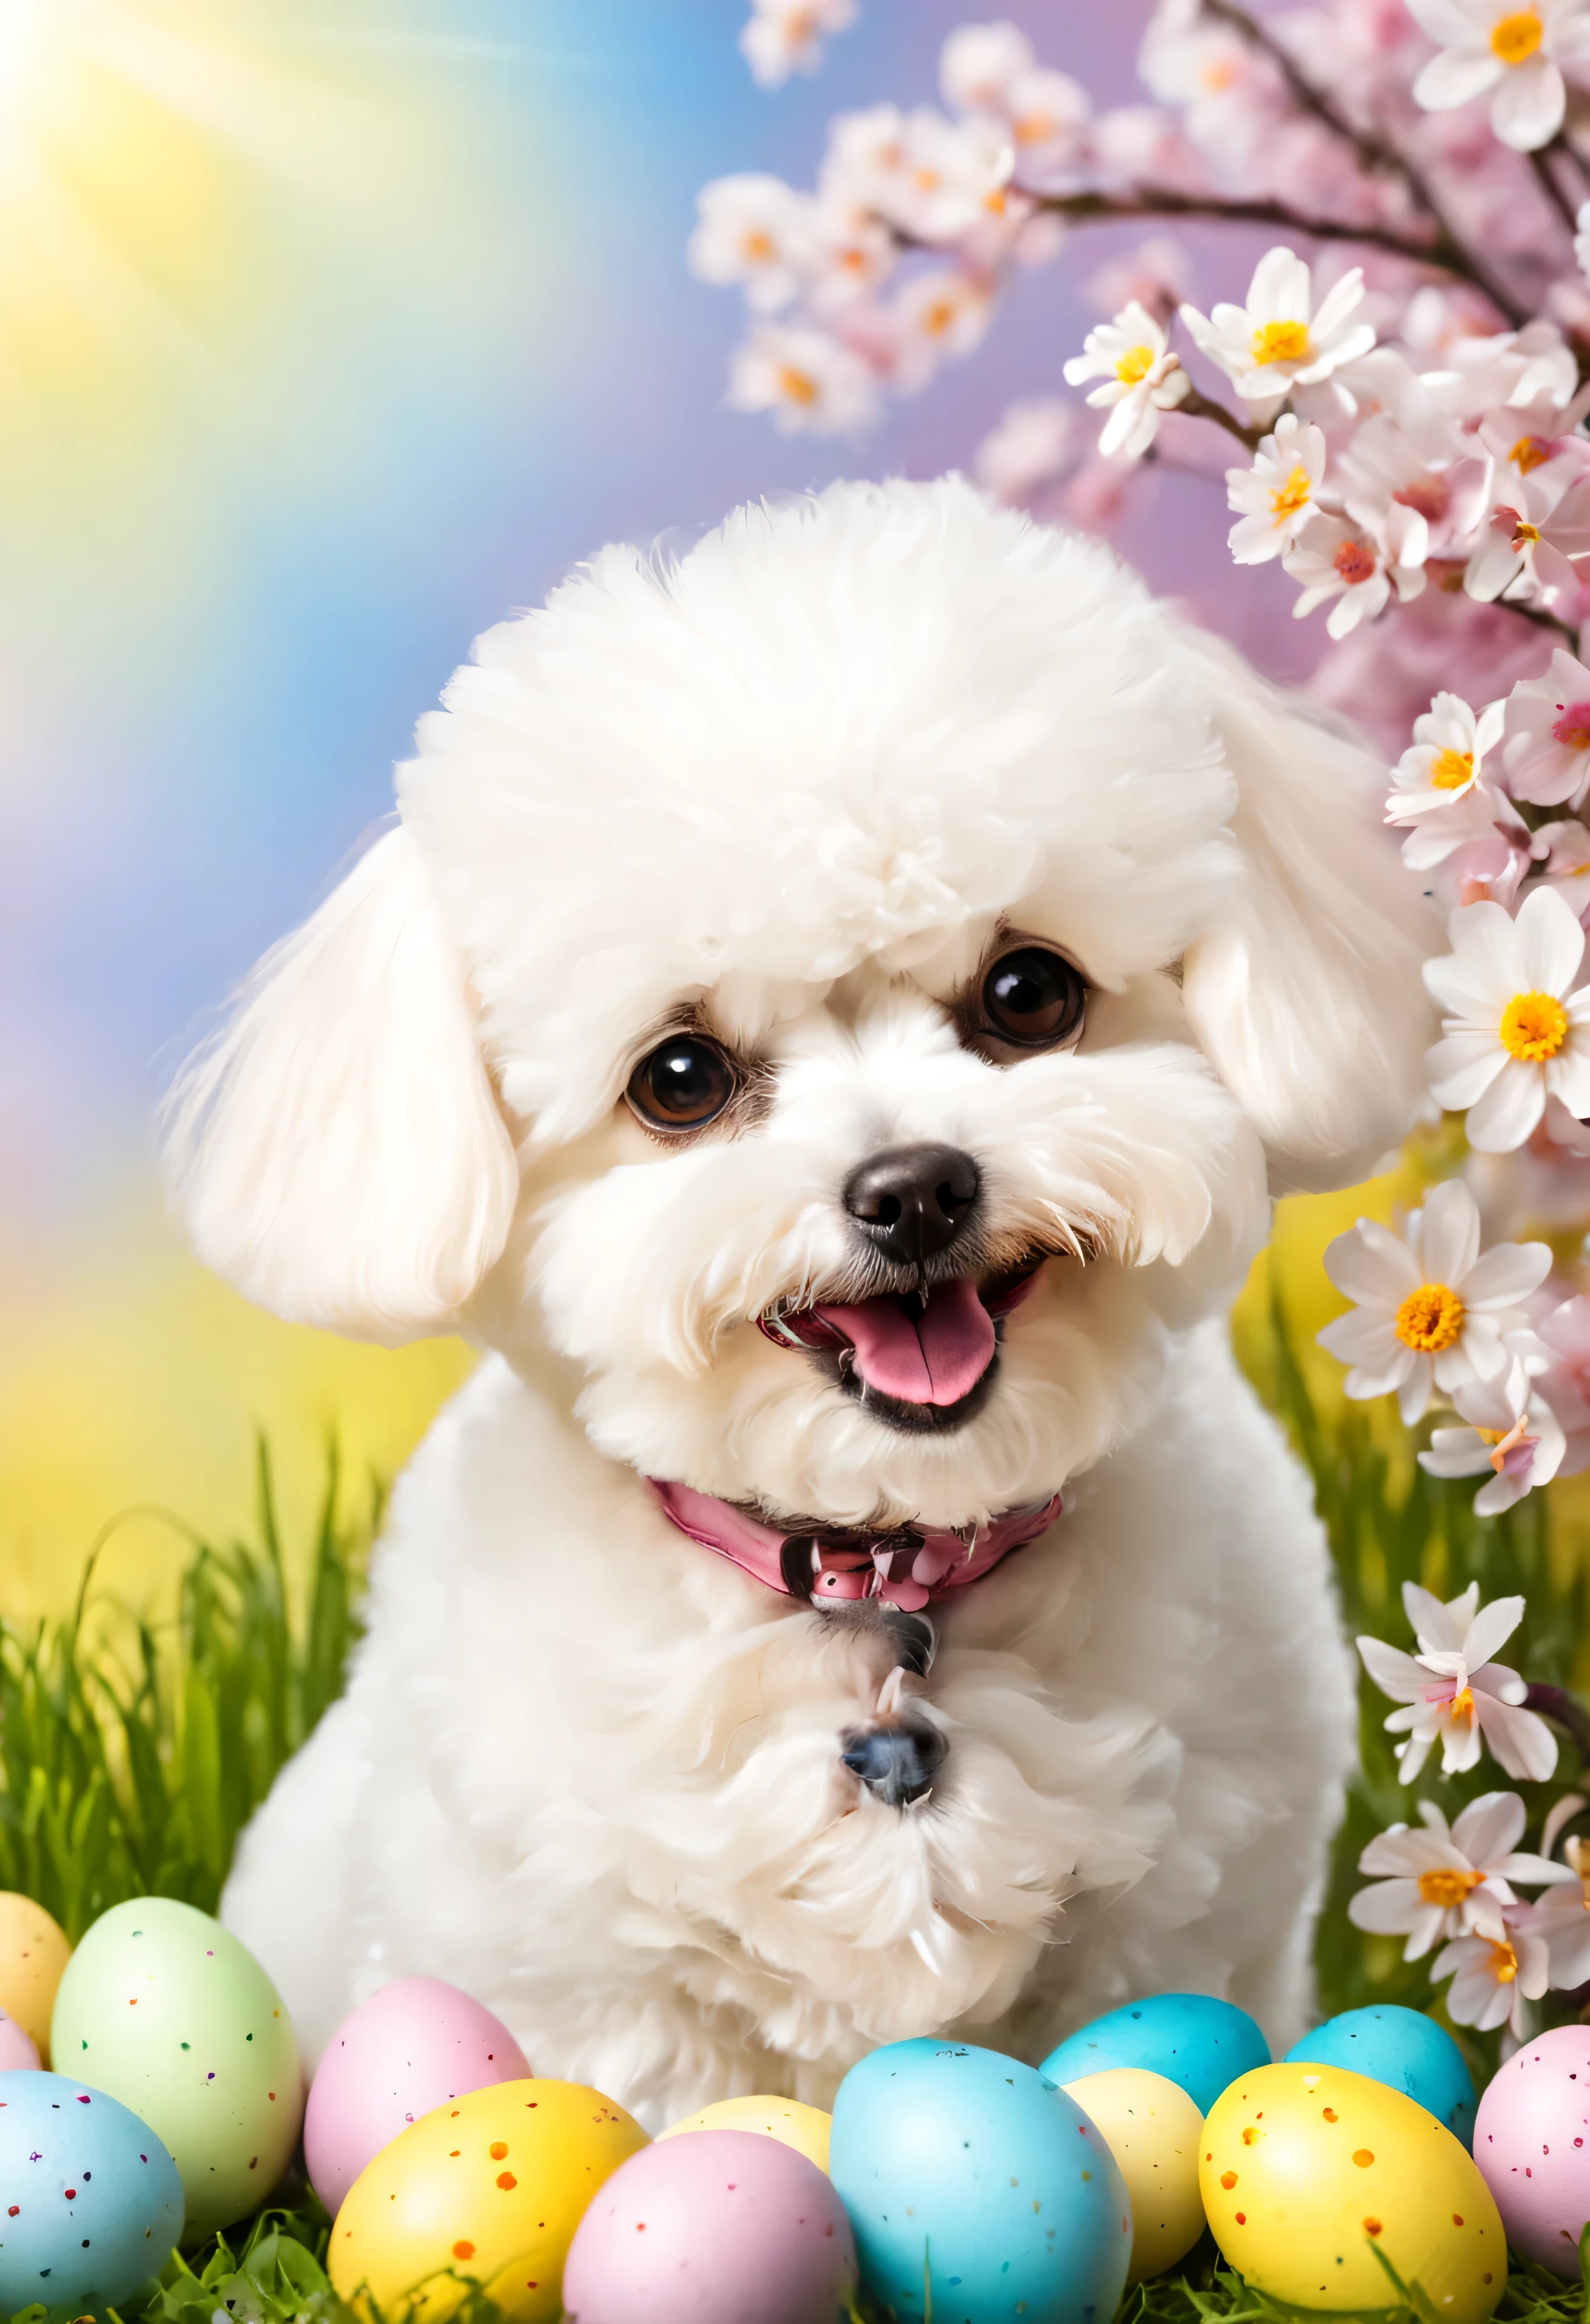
[50,1898,302,2234]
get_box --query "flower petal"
[1348,1879,1424,1934]
[1466,1056,1547,1150]
[1515,882,1586,996]
[1462,1593,1526,1669]
[1415,45,1503,108]
[1474,1692,1561,1779]
[1491,55,1565,150]
[1459,1240,1556,1308]
[1418,1179,1482,1286]
[1324,1220,1421,1305]
[1450,1787,1525,1866]
[1357,1636,1429,1702]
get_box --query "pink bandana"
[646,1475,1064,1614]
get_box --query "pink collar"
[645,1476,1065,1614]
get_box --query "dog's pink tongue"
[815,1277,996,1405]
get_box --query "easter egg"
[305,1976,531,2218]
[329,2077,647,2323]
[0,2068,183,2309]
[1042,1994,1269,2116]
[658,2095,831,2173]
[50,1897,302,2235]
[1061,2067,1205,2282]
[562,2128,857,2323]
[830,2037,1133,2324]
[1287,2007,1478,2149]
[0,2014,39,2075]
[1472,2023,1590,2276]
[1200,2061,1505,2321]
[0,1898,71,2067]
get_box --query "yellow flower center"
[742,229,776,262]
[1487,1937,1521,1984]
[1510,433,1552,473]
[1270,464,1314,521]
[1514,520,1542,546]
[1564,1835,1590,1905]
[1430,749,1474,791]
[1490,8,1543,63]
[1419,1866,1484,1909]
[1450,1684,1477,1721]
[1115,343,1156,385]
[1014,111,1058,145]
[1500,989,1568,1061]
[1393,1282,1466,1352]
[777,365,819,407]
[1201,56,1238,91]
[1252,319,1310,366]
[923,298,958,336]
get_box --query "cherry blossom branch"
[1200,0,1529,327]
[1176,380,1263,451]
[1494,594,1580,646]
[1529,143,1582,240]
[1526,1683,1590,1768]
[1030,190,1529,326]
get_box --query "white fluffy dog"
[168,476,1433,2130]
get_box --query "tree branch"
[1198,0,1529,327]
[1177,380,1263,450]
[1531,141,1583,238]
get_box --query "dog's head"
[167,478,1435,1530]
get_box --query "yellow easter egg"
[1063,2067,1206,2283]
[657,2094,832,2173]
[329,2077,647,2324]
[1200,2062,1505,2322]
[0,1895,71,2065]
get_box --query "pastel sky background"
[0,0,1337,1600]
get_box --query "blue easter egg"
[830,2037,1132,2324]
[1039,1995,1269,2115]
[0,2068,184,2309]
[1285,2005,1479,2148]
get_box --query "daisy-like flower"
[1340,410,1493,562]
[1513,1795,1590,1990]
[889,268,995,392]
[1349,1790,1573,1956]
[826,106,1015,245]
[1179,248,1377,403]
[1317,1177,1552,1423]
[1386,692,1505,829]
[940,22,1036,113]
[1465,472,1590,603]
[1422,1358,1570,1515]
[1424,884,1590,1148]
[1433,1911,1550,2035]
[740,0,856,89]
[687,176,815,313]
[1357,1582,1561,1780]
[726,324,881,436]
[1063,301,1190,459]
[1504,647,1590,806]
[1225,415,1327,564]
[1407,0,1590,153]
[1282,507,1426,640]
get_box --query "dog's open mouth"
[757,1260,1044,1433]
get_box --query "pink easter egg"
[303,1976,531,2218]
[0,2010,39,2073]
[1474,2023,1590,2276]
[562,2127,857,2324]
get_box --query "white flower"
[688,176,816,313]
[1226,415,1327,564]
[1540,815,1590,915]
[1357,1583,1561,1780]
[1407,0,1590,153]
[1422,1358,1570,1515]
[1179,247,1376,403]
[1504,647,1590,806]
[1063,301,1189,458]
[1465,471,1590,604]
[973,396,1078,505]
[740,0,856,89]
[1339,409,1493,561]
[1433,1914,1550,2035]
[1282,508,1425,640]
[1513,1812,1590,1989]
[726,323,880,435]
[1349,1790,1573,1956]
[1424,885,1590,1148]
[802,199,897,313]
[1317,1178,1552,1423]
[889,268,995,391]
[824,106,1013,244]
[1387,694,1506,826]
[940,22,1035,113]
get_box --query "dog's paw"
[840,1718,946,1809]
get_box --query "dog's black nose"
[841,1719,947,1809]
[843,1143,980,1266]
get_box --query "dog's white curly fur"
[168,477,1434,2128]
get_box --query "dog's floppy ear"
[1178,630,1438,1193]
[164,825,519,1342]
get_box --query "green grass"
[1,1317,1587,2324]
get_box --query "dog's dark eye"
[626,1035,738,1133]
[980,947,1087,1051]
